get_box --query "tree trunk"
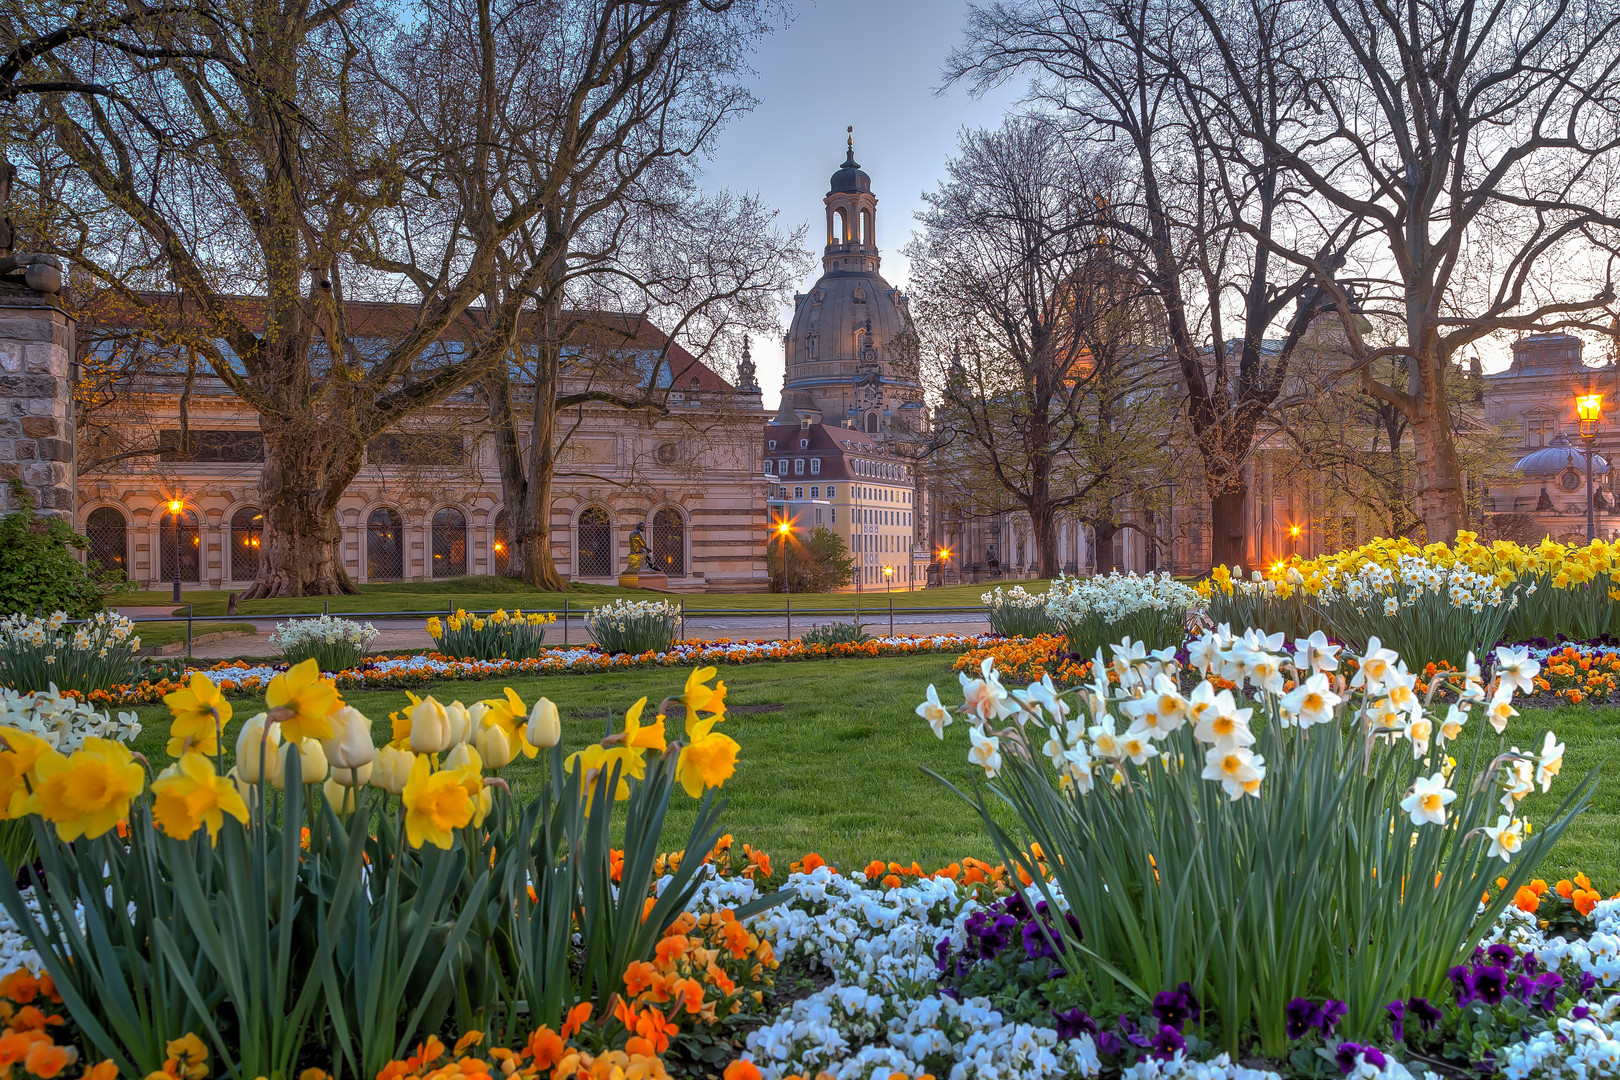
[1093,521,1118,574]
[1210,487,1247,570]
[483,371,529,580]
[1411,395,1467,543]
[242,425,361,598]
[1032,502,1060,578]
[520,320,567,591]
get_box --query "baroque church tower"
[779,131,926,442]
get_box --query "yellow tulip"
[235,713,284,786]
[28,739,144,841]
[321,705,375,770]
[401,755,473,849]
[266,659,341,743]
[163,672,233,757]
[526,697,561,750]
[151,753,249,843]
[474,718,515,769]
[271,738,328,790]
[407,694,453,754]
[370,744,416,795]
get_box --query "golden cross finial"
[847,125,853,151]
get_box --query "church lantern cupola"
[824,127,879,275]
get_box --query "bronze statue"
[626,521,648,572]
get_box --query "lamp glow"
[1578,392,1604,423]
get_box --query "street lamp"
[883,564,893,594]
[936,546,952,585]
[167,498,184,602]
[774,518,793,594]
[1578,391,1604,542]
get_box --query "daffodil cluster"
[0,686,140,752]
[427,608,554,661]
[563,667,738,813]
[268,616,379,671]
[586,600,681,656]
[0,610,144,697]
[1041,572,1202,657]
[981,586,1057,638]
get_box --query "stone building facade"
[0,283,76,519]
[73,304,774,592]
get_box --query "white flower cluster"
[1121,1053,1281,1080]
[982,586,1047,611]
[740,868,1104,1080]
[268,616,378,652]
[0,609,140,659]
[920,628,1559,856]
[1496,993,1620,1077]
[0,686,141,751]
[1045,572,1202,624]
[0,887,73,979]
[1335,555,1512,615]
[585,599,680,630]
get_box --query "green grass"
[136,621,258,650]
[131,576,1045,619]
[123,653,1619,884]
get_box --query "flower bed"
[78,633,1002,705]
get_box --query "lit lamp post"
[774,518,793,594]
[883,564,893,594]
[1288,523,1301,558]
[937,546,951,585]
[167,498,184,602]
[1578,392,1604,542]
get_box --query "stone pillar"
[0,289,75,519]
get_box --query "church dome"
[830,147,870,193]
[1514,432,1609,476]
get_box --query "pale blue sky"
[700,0,1025,406]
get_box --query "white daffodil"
[1293,630,1341,675]
[968,726,1002,778]
[1384,665,1423,719]
[1484,815,1525,861]
[1487,685,1518,734]
[1241,627,1286,653]
[916,685,951,739]
[1089,714,1123,760]
[1187,632,1221,675]
[1121,673,1188,740]
[1536,730,1565,792]
[1018,674,1071,726]
[1062,748,1096,794]
[1494,646,1541,695]
[1243,648,1286,694]
[1192,689,1255,751]
[1439,703,1468,744]
[1461,652,1486,704]
[1400,771,1456,826]
[1186,680,1220,726]
[1352,637,1400,694]
[1110,637,1149,688]
[1500,757,1534,812]
[1404,715,1433,758]
[1119,731,1159,766]
[1280,672,1341,728]
[1043,725,1070,771]
[1201,745,1266,801]
[961,658,1014,724]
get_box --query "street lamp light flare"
[1577,392,1604,424]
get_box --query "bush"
[267,615,379,671]
[801,620,870,646]
[981,585,1056,638]
[586,598,680,654]
[0,484,130,618]
[427,608,553,660]
[0,609,147,695]
[769,526,855,592]
[1044,571,1199,657]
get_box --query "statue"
[626,521,648,573]
[0,158,62,294]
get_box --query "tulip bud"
[272,738,329,790]
[236,713,284,786]
[467,701,490,727]
[443,742,483,774]
[322,705,376,770]
[474,718,515,769]
[370,745,415,795]
[409,695,452,754]
[225,766,256,803]
[527,697,561,750]
[323,770,370,813]
[329,760,373,788]
[445,701,473,746]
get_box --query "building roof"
[1513,433,1610,476]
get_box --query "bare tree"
[12,0,565,596]
[909,117,1168,577]
[947,0,1346,568]
[1223,0,1620,542]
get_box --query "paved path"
[116,607,994,660]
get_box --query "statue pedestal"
[618,572,669,590]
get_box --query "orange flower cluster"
[375,1021,670,1080]
[620,907,778,1044]
[951,635,1093,688]
[1416,646,1620,704]
[0,971,106,1080]
[652,834,772,882]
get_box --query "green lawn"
[135,621,258,650]
[132,576,1042,620]
[124,653,1620,885]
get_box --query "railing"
[80,596,997,657]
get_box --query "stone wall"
[0,289,75,518]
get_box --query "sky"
[699,0,1026,408]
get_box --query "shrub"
[920,628,1592,1060]
[587,598,680,654]
[769,526,855,592]
[427,608,553,660]
[0,485,130,619]
[801,620,870,646]
[1044,571,1199,657]
[267,615,378,671]
[0,609,146,695]
[982,585,1056,638]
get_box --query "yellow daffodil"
[265,658,341,743]
[0,729,50,819]
[163,672,233,757]
[622,697,667,753]
[565,744,638,813]
[27,738,144,841]
[680,667,727,719]
[480,687,539,758]
[151,752,250,843]
[401,754,474,849]
[675,726,740,799]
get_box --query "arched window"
[831,207,848,244]
[432,507,467,577]
[577,507,612,576]
[85,507,127,574]
[494,509,513,577]
[804,331,818,360]
[230,507,264,581]
[367,507,404,580]
[159,508,201,583]
[652,507,685,575]
[859,208,872,245]
[865,412,878,434]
